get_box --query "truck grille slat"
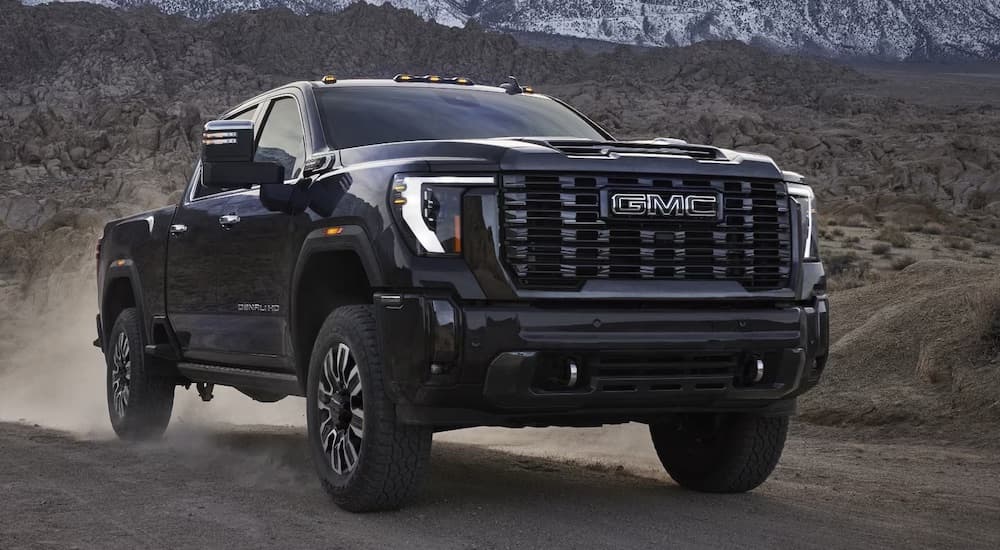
[500,174,793,291]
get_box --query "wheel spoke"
[336,343,350,389]
[347,368,361,397]
[336,439,348,474]
[320,418,336,451]
[322,348,336,388]
[344,435,359,470]
[316,396,331,414]
[330,431,342,473]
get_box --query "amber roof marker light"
[321,74,338,84]
[393,74,476,85]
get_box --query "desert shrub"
[967,190,991,211]
[844,235,861,244]
[974,249,993,259]
[890,255,917,270]
[827,252,877,290]
[944,236,974,250]
[987,307,1000,352]
[969,286,1000,353]
[826,252,859,275]
[921,222,945,235]
[871,242,892,255]
[875,225,911,248]
[843,214,869,227]
[830,227,845,237]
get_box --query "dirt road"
[1,421,997,550]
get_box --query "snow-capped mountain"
[21,0,1000,61]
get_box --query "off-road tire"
[649,413,788,493]
[105,307,175,440]
[306,305,432,512]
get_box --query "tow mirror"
[201,120,284,189]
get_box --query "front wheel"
[306,305,432,513]
[105,308,175,440]
[649,413,788,493]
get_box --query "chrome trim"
[204,120,253,131]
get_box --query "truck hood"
[337,137,787,180]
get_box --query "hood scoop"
[515,138,725,161]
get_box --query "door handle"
[169,224,188,236]
[219,214,241,229]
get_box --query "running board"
[176,363,303,397]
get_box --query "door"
[166,97,308,371]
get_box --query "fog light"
[430,363,448,375]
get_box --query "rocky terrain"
[23,0,1000,61]
[1,0,999,439]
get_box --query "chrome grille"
[500,174,793,290]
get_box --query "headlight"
[391,175,494,255]
[787,182,819,261]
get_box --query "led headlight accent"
[393,175,494,255]
[787,182,819,261]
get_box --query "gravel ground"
[1,420,997,550]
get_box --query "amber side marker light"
[324,226,344,236]
[115,259,126,267]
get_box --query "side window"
[255,97,306,180]
[192,106,258,200]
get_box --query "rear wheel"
[105,308,175,440]
[649,413,788,493]
[306,305,432,512]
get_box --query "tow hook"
[196,382,215,402]
[565,359,579,388]
[754,358,765,383]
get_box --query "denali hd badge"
[238,303,281,313]
[607,192,720,219]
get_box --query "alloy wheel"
[110,331,131,418]
[317,343,365,474]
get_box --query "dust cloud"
[0,273,661,474]
[0,275,306,437]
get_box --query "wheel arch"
[290,226,383,392]
[101,263,146,350]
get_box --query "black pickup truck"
[95,75,829,512]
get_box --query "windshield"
[315,86,607,149]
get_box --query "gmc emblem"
[609,192,719,218]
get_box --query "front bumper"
[375,294,829,428]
